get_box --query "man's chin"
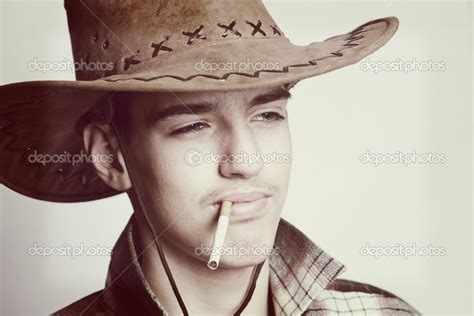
[207,238,277,269]
[190,213,280,269]
[217,253,271,269]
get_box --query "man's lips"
[211,191,272,222]
[213,191,271,204]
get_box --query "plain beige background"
[1,0,472,315]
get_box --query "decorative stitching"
[182,25,206,45]
[104,24,370,83]
[217,20,242,38]
[125,21,283,62]
[120,21,284,71]
[246,20,266,36]
[151,36,172,58]
[118,37,288,72]
[123,51,142,71]
[270,25,282,36]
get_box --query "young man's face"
[109,87,292,268]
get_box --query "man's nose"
[218,126,264,179]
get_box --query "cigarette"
[207,200,232,270]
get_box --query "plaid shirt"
[54,216,420,315]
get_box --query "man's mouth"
[211,191,272,222]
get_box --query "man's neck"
[135,220,271,315]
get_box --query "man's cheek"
[259,138,292,176]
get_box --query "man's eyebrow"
[149,102,217,123]
[149,89,291,124]
[248,89,292,107]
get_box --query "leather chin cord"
[110,119,266,316]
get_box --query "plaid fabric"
[54,216,420,315]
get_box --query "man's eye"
[252,111,286,123]
[171,122,210,135]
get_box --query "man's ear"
[83,124,132,191]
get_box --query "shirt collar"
[104,216,346,315]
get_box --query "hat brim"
[0,17,398,203]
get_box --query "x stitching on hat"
[270,25,282,36]
[182,25,207,45]
[217,20,242,38]
[246,20,266,36]
[151,36,172,58]
[123,51,142,71]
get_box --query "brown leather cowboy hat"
[0,0,399,203]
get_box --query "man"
[0,0,420,315]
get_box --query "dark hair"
[76,91,134,137]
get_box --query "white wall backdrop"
[1,0,472,315]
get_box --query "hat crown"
[64,0,284,81]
